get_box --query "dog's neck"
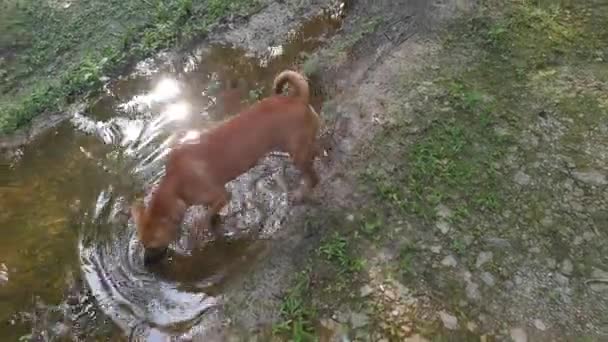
[148,177,187,225]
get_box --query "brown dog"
[131,70,320,263]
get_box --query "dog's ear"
[131,202,145,227]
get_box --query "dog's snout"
[143,247,168,265]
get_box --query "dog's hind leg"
[291,146,319,203]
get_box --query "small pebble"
[441,255,458,268]
[436,220,451,234]
[350,312,369,329]
[467,321,478,332]
[510,327,528,342]
[481,272,496,286]
[533,319,547,331]
[360,285,373,298]
[430,245,442,254]
[439,311,458,330]
[476,252,493,268]
[514,170,532,186]
[555,273,569,286]
[560,259,574,276]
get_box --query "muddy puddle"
[0,4,346,340]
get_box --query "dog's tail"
[273,70,310,103]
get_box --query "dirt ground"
[208,0,608,341]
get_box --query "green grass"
[273,270,317,342]
[0,0,259,134]
[318,232,364,274]
[363,80,510,223]
[361,0,608,226]
[399,243,418,277]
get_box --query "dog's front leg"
[189,187,231,244]
[200,187,231,238]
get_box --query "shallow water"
[0,5,345,340]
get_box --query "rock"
[514,275,524,286]
[384,289,397,301]
[52,322,70,338]
[514,170,531,186]
[350,312,369,329]
[359,285,373,298]
[430,245,442,254]
[476,252,493,268]
[319,318,347,341]
[589,267,608,292]
[481,272,496,286]
[572,170,607,186]
[466,281,481,301]
[485,237,511,249]
[540,216,553,227]
[463,234,474,246]
[401,325,412,334]
[439,311,459,330]
[554,273,569,286]
[435,204,452,219]
[589,282,608,292]
[467,321,478,332]
[573,235,583,245]
[404,334,430,342]
[333,311,348,323]
[147,328,170,342]
[533,319,547,331]
[436,220,451,234]
[355,329,370,340]
[510,328,528,342]
[570,201,584,212]
[591,268,608,279]
[0,263,7,285]
[346,214,355,222]
[389,279,410,299]
[560,259,574,276]
[546,258,557,269]
[583,231,595,241]
[441,255,458,268]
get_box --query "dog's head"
[131,202,175,264]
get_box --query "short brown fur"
[131,70,320,252]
